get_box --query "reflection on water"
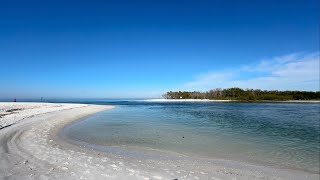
[64,102,320,173]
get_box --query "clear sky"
[0,0,319,98]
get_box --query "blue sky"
[0,0,319,98]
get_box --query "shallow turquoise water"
[64,102,320,173]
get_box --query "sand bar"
[0,102,318,180]
[140,99,320,103]
[139,99,233,102]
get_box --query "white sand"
[0,103,88,129]
[139,99,233,102]
[0,102,318,180]
[141,99,320,103]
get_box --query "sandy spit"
[0,102,318,180]
[140,99,320,103]
[138,99,233,102]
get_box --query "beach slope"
[0,103,113,179]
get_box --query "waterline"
[64,102,320,173]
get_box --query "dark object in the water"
[182,136,184,138]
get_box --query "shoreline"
[62,127,319,175]
[140,99,320,103]
[0,102,319,179]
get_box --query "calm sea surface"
[62,101,319,173]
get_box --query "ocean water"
[63,101,320,173]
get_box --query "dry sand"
[0,102,318,180]
[139,99,233,102]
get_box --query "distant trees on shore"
[163,88,320,101]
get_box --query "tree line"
[163,88,320,101]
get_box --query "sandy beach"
[139,99,234,102]
[0,102,318,180]
[140,99,320,103]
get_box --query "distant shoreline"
[141,99,320,103]
[141,99,233,102]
